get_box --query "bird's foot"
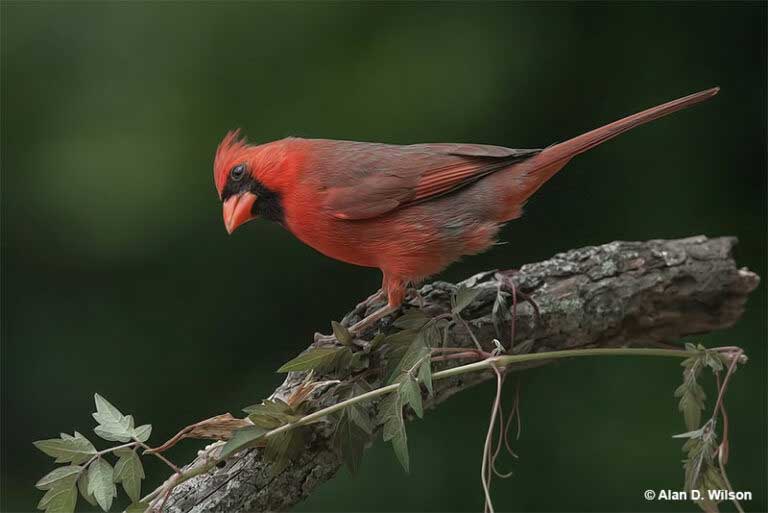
[354,288,386,314]
[313,332,338,345]
[314,289,390,344]
[348,304,398,335]
[407,287,426,309]
[314,303,397,345]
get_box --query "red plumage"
[214,88,719,333]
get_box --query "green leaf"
[114,449,144,503]
[675,353,707,431]
[672,427,705,439]
[132,424,152,443]
[92,394,134,443]
[348,404,374,435]
[331,381,374,435]
[35,465,82,490]
[332,347,354,372]
[391,428,410,473]
[244,399,300,429]
[367,333,386,353]
[264,429,307,476]
[376,392,398,427]
[37,485,77,513]
[243,398,293,416]
[382,329,419,350]
[350,351,369,372]
[220,425,269,459]
[703,467,727,491]
[388,332,430,384]
[277,347,345,373]
[422,321,444,348]
[393,310,429,330]
[380,397,403,441]
[332,412,368,474]
[94,419,134,443]
[704,351,725,372]
[400,375,424,418]
[125,501,150,513]
[379,394,409,473]
[77,472,97,506]
[34,432,97,465]
[87,458,116,512]
[681,390,705,431]
[417,353,433,396]
[681,356,698,369]
[247,413,284,430]
[38,488,55,509]
[681,418,721,504]
[331,321,353,346]
[676,379,706,431]
[452,284,482,314]
[92,394,125,426]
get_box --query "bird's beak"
[222,192,257,234]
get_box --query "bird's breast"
[282,193,382,268]
[280,185,499,283]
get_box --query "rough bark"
[162,235,759,513]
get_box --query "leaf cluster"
[369,307,455,472]
[674,421,727,513]
[272,300,460,476]
[221,396,322,474]
[331,381,375,474]
[34,394,150,513]
[451,283,482,315]
[673,343,732,513]
[675,343,726,431]
[277,322,368,376]
[350,285,478,473]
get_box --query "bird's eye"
[230,164,246,181]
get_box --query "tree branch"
[159,235,760,513]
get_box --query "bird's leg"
[313,282,386,344]
[313,332,337,344]
[314,275,403,343]
[346,276,404,336]
[355,288,386,313]
[347,304,399,335]
[407,286,426,309]
[314,302,398,344]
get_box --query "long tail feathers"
[519,87,719,198]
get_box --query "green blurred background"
[2,2,766,512]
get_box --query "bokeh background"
[2,2,766,512]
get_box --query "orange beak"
[222,192,257,234]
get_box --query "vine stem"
[139,346,699,510]
[481,364,503,513]
[254,347,695,439]
[138,441,182,474]
[83,441,138,470]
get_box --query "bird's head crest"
[213,129,249,198]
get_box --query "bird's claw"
[354,289,386,315]
[407,287,426,309]
[313,332,337,345]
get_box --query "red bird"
[214,88,718,336]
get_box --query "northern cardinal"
[214,88,718,335]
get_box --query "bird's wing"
[319,142,541,220]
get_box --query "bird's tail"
[516,87,720,200]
